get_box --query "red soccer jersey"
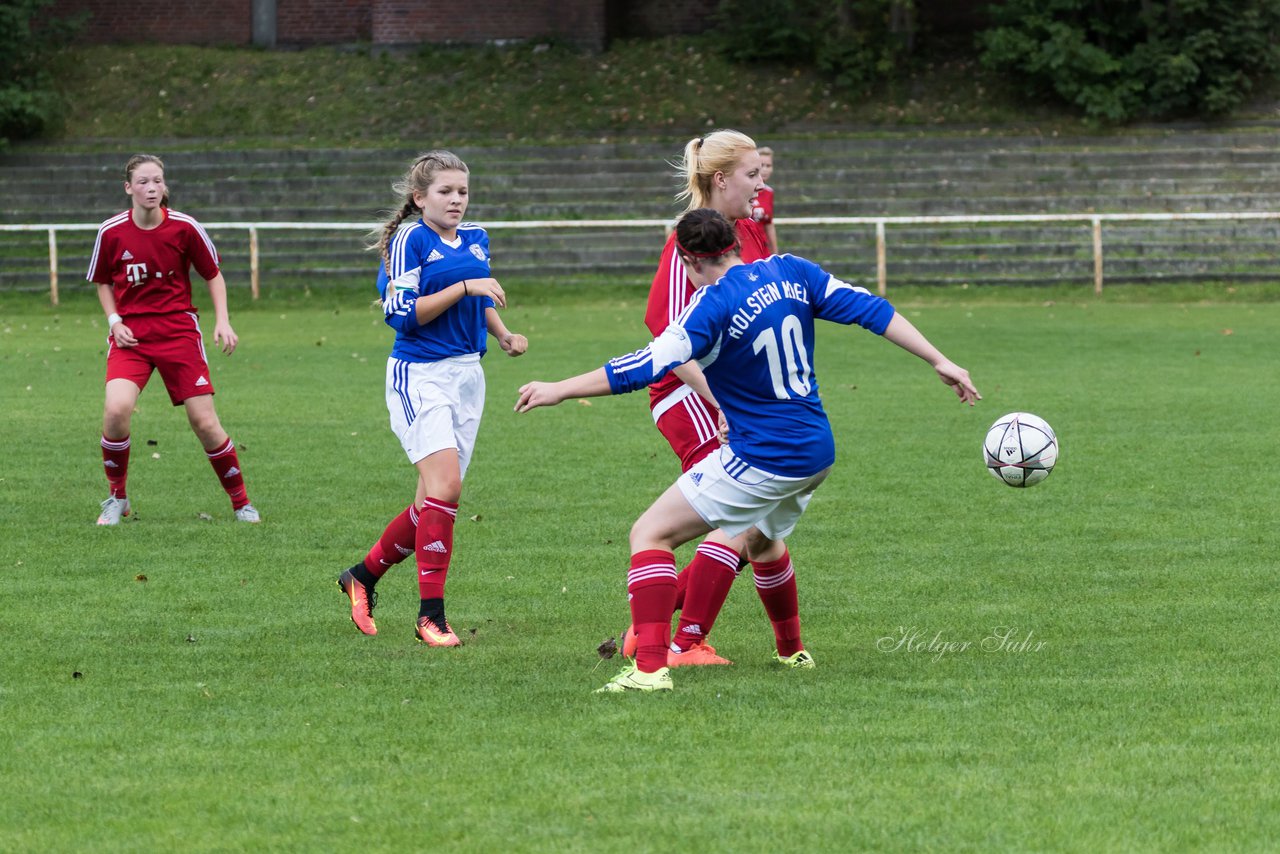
[86,208,221,317]
[750,185,774,225]
[643,216,770,408]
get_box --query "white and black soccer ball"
[983,412,1058,488]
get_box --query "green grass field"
[2,285,1277,851]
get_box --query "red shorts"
[106,312,216,406]
[653,387,721,473]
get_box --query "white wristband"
[107,313,122,328]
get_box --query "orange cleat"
[667,641,732,667]
[336,569,377,636]
[415,615,461,647]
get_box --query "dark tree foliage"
[712,0,918,92]
[977,0,1280,121]
[0,0,84,144]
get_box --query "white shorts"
[677,445,831,540]
[386,354,485,476]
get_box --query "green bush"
[977,0,1280,122]
[0,0,84,144]
[712,0,917,91]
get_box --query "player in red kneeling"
[89,154,259,526]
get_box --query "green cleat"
[595,663,673,693]
[774,649,816,669]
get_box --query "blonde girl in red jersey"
[88,154,258,525]
[629,129,812,669]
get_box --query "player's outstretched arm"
[881,312,981,405]
[515,368,612,413]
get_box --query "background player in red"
[88,154,259,526]
[630,128,809,668]
[752,145,779,255]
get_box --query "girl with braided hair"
[335,151,527,646]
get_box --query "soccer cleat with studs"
[773,649,816,669]
[96,496,131,526]
[415,615,461,647]
[596,663,673,693]
[336,569,377,636]
[667,641,733,667]
[621,624,718,660]
[234,504,261,523]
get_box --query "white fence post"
[875,219,887,296]
[48,228,59,306]
[1092,217,1104,294]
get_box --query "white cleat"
[96,496,131,526]
[234,504,261,523]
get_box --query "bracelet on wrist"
[107,312,122,328]
[463,280,469,296]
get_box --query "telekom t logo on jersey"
[125,262,148,286]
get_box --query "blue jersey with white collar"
[604,254,895,477]
[379,220,494,362]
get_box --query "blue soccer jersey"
[379,220,494,362]
[605,254,896,477]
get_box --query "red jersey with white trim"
[644,216,770,408]
[750,185,774,225]
[86,208,221,317]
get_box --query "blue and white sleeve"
[382,228,426,333]
[603,324,695,394]
[801,257,895,333]
[383,265,423,334]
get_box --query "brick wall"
[53,0,722,47]
[277,0,371,43]
[371,0,606,50]
[56,0,252,45]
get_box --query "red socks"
[416,497,458,600]
[362,504,418,581]
[206,437,249,509]
[101,434,130,498]
[672,541,741,652]
[752,550,803,657]
[628,549,679,673]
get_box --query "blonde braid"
[376,200,419,268]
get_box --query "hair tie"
[675,235,738,259]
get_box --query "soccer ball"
[983,412,1058,488]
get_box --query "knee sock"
[673,541,741,651]
[206,437,249,509]
[752,550,803,657]
[101,434,130,498]
[416,497,458,601]
[628,549,679,673]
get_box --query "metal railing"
[5,211,1279,305]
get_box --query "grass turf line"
[1,289,1277,851]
